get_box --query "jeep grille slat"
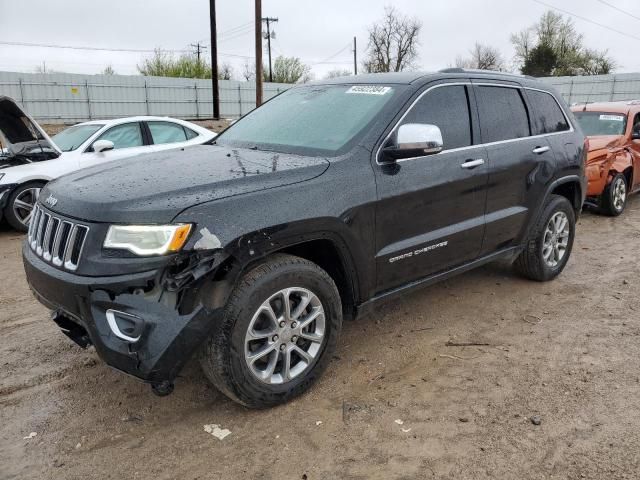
[28,205,89,272]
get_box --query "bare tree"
[325,69,352,79]
[218,63,233,80]
[242,60,255,81]
[455,43,504,71]
[510,28,534,65]
[363,7,422,73]
[102,65,116,75]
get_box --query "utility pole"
[262,17,278,82]
[255,0,263,106]
[190,41,206,65]
[209,0,220,119]
[353,36,357,75]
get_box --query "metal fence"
[0,71,291,124]
[2,70,640,125]
[540,73,640,105]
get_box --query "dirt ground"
[1,197,639,480]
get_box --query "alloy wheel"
[542,211,570,268]
[244,287,326,385]
[612,176,627,212]
[12,187,41,227]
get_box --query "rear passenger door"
[374,83,488,293]
[146,121,197,152]
[474,84,556,256]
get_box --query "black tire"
[600,173,627,217]
[514,194,576,282]
[4,181,45,232]
[199,254,342,408]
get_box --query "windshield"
[216,84,400,155]
[574,112,627,136]
[52,124,104,151]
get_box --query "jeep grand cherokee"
[23,70,587,408]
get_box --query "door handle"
[461,159,485,169]
[532,146,550,154]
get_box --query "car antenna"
[582,82,596,112]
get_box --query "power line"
[532,0,640,42]
[219,21,253,37]
[0,40,190,53]
[311,43,352,65]
[218,25,254,43]
[0,39,254,59]
[595,0,640,22]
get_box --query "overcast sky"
[1,0,640,79]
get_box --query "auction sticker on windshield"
[347,85,392,95]
[599,114,625,122]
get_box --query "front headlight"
[104,224,192,256]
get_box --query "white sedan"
[0,96,216,231]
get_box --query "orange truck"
[572,101,640,215]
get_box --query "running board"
[356,246,521,318]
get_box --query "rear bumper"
[23,243,220,385]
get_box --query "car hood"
[0,96,61,162]
[41,145,330,223]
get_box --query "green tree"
[521,43,557,77]
[265,56,312,83]
[511,11,616,76]
[138,49,234,80]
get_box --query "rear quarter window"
[527,90,570,134]
[476,86,531,143]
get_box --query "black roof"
[308,69,545,89]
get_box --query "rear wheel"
[514,194,576,282]
[4,182,45,232]
[199,254,342,408]
[601,173,627,216]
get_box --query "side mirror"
[92,139,115,153]
[632,127,640,140]
[382,123,443,162]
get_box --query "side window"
[96,123,143,150]
[148,121,188,145]
[475,86,530,143]
[528,90,570,134]
[400,85,472,150]
[184,127,199,140]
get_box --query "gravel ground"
[1,198,639,480]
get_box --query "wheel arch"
[187,231,362,321]
[548,176,583,214]
[610,150,633,185]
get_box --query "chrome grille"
[28,205,89,271]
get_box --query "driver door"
[83,122,150,168]
[373,84,488,293]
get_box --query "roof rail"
[438,67,535,80]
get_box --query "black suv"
[23,70,587,408]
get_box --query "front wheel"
[514,194,576,282]
[4,182,45,232]
[200,254,342,408]
[601,173,627,216]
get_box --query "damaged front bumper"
[22,244,222,389]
